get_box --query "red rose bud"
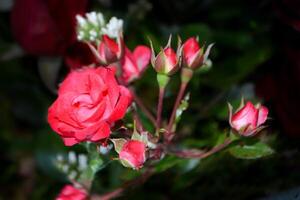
[87,34,124,65]
[228,101,269,136]
[182,37,204,69]
[48,67,132,146]
[119,140,146,169]
[56,185,87,200]
[120,46,151,84]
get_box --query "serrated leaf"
[229,142,274,159]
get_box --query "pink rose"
[121,46,151,84]
[119,140,146,169]
[182,37,204,69]
[48,67,132,146]
[56,185,87,200]
[229,101,269,136]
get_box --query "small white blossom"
[56,154,63,162]
[68,170,77,180]
[86,11,98,26]
[89,30,97,37]
[99,144,113,155]
[78,154,88,171]
[76,15,87,27]
[68,151,77,164]
[97,12,105,27]
[62,165,69,173]
[102,17,123,38]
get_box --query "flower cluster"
[45,11,271,199]
[76,12,123,42]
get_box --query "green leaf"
[229,142,274,159]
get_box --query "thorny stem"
[129,88,156,126]
[167,82,188,133]
[91,167,154,200]
[168,139,232,159]
[156,87,166,134]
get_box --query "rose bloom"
[119,140,146,169]
[229,101,268,136]
[56,185,87,200]
[48,67,132,146]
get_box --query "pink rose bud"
[229,101,269,136]
[150,36,180,76]
[182,37,204,69]
[48,67,132,146]
[119,140,146,169]
[87,34,124,65]
[56,185,87,200]
[120,45,151,84]
[153,47,179,75]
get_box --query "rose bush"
[48,67,132,146]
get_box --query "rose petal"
[133,45,151,72]
[108,86,132,123]
[257,106,268,126]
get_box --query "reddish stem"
[168,139,232,159]
[167,82,188,132]
[156,87,165,131]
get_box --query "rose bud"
[182,37,204,69]
[48,67,132,146]
[87,34,124,65]
[119,140,146,169]
[120,46,151,84]
[150,36,180,76]
[228,100,269,136]
[56,185,87,200]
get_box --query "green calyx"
[157,73,171,89]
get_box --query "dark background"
[1,0,300,199]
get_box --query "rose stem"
[168,139,232,159]
[156,87,166,134]
[167,82,188,133]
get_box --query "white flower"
[68,151,77,164]
[96,12,105,27]
[56,154,63,162]
[86,11,98,26]
[76,15,87,27]
[68,170,77,180]
[78,154,88,171]
[102,17,123,38]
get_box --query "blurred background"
[1,0,300,199]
